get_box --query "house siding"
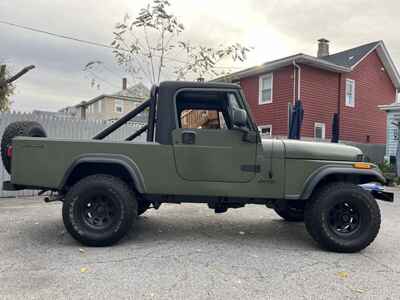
[299,64,339,140]
[339,50,396,144]
[239,50,396,144]
[85,97,140,121]
[239,66,294,136]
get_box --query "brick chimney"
[122,78,127,90]
[317,38,330,57]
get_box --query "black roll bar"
[93,85,158,141]
[146,85,158,142]
[126,124,149,141]
[93,99,151,140]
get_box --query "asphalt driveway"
[0,191,400,299]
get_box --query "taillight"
[6,145,13,158]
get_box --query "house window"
[345,79,355,107]
[115,100,124,113]
[314,123,326,140]
[259,73,273,104]
[258,125,272,137]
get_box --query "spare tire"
[1,121,47,174]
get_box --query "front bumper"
[360,183,394,202]
[371,190,394,202]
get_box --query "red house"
[218,39,400,145]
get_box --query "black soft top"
[155,81,241,145]
[159,81,240,91]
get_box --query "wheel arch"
[59,154,146,193]
[300,166,386,200]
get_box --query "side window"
[259,73,273,104]
[180,109,222,129]
[345,79,355,107]
[176,91,243,130]
[115,100,124,113]
[314,122,326,140]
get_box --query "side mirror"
[232,108,248,127]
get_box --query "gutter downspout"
[293,61,301,103]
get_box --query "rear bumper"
[3,181,25,191]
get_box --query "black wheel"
[137,201,150,216]
[273,200,305,222]
[1,121,46,174]
[305,182,381,253]
[62,174,137,247]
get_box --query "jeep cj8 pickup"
[1,81,394,252]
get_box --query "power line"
[0,20,243,70]
[0,20,118,51]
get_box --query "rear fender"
[59,153,145,193]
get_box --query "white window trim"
[314,122,326,140]
[259,73,273,105]
[115,99,124,113]
[98,100,102,113]
[258,125,272,136]
[345,79,355,107]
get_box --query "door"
[172,90,257,183]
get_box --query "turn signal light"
[353,162,372,169]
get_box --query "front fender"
[300,166,386,200]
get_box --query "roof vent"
[317,38,330,57]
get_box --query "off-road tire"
[1,121,47,174]
[305,182,381,253]
[62,174,137,247]
[274,200,305,222]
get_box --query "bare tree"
[86,0,251,86]
[0,64,35,111]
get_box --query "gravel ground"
[0,191,400,300]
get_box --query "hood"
[281,140,362,161]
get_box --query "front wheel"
[62,174,137,246]
[305,182,381,253]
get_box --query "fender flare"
[59,153,146,193]
[300,166,386,200]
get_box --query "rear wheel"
[62,174,137,246]
[305,182,381,253]
[1,121,47,174]
[273,200,305,222]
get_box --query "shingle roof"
[321,41,381,68]
[213,40,400,89]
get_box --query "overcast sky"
[1,0,399,112]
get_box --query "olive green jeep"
[1,81,393,252]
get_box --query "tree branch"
[0,65,35,88]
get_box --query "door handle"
[182,131,196,144]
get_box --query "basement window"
[258,125,272,137]
[345,79,355,107]
[314,123,326,140]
